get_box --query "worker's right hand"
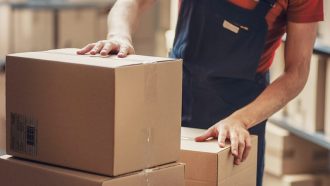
[76,34,135,58]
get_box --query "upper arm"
[284,22,317,77]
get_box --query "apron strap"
[262,0,276,7]
[254,0,277,17]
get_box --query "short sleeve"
[287,0,324,23]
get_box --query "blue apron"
[170,0,276,185]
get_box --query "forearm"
[231,67,309,129]
[230,22,317,129]
[107,0,154,40]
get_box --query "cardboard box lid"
[7,48,178,68]
[181,127,231,153]
[0,155,184,186]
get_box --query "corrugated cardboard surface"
[180,127,258,186]
[6,48,182,176]
[0,73,5,150]
[0,155,185,186]
[265,123,329,176]
[264,173,327,186]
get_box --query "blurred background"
[0,0,329,185]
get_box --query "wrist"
[107,33,132,42]
[229,112,253,129]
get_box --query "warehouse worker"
[77,0,323,185]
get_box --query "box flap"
[181,127,230,153]
[7,48,177,68]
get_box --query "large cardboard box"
[285,55,326,131]
[0,73,5,151]
[264,173,330,186]
[58,8,98,48]
[6,48,183,176]
[12,8,55,53]
[0,155,185,186]
[265,123,329,176]
[0,5,54,59]
[180,127,258,186]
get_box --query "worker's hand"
[195,117,251,165]
[76,35,135,58]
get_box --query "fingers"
[77,43,95,55]
[118,44,135,58]
[242,136,252,162]
[217,126,228,148]
[229,130,239,157]
[235,134,246,165]
[118,45,129,58]
[100,42,114,56]
[90,42,105,55]
[195,127,216,142]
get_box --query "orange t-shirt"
[179,0,324,73]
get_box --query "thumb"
[195,128,215,142]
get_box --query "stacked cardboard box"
[265,123,330,186]
[0,4,55,61]
[264,173,330,186]
[180,127,258,186]
[0,155,185,186]
[265,123,329,176]
[0,1,113,61]
[2,48,184,185]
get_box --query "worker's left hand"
[195,117,252,165]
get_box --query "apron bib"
[171,0,275,128]
[170,1,276,185]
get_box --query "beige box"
[264,173,330,186]
[285,55,326,131]
[0,73,5,150]
[0,155,185,186]
[12,8,55,53]
[265,123,329,176]
[180,127,258,186]
[6,48,182,176]
[58,8,98,48]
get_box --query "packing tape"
[141,64,158,186]
[141,127,153,186]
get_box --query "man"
[77,0,323,185]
